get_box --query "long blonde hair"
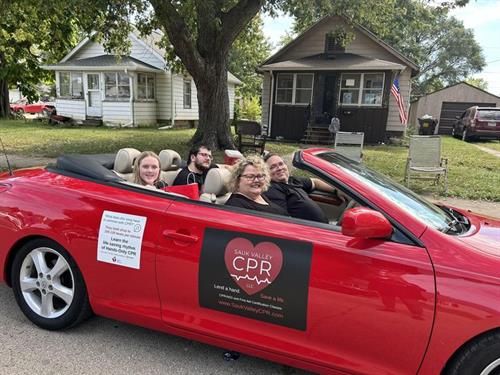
[227,154,270,193]
[133,151,161,185]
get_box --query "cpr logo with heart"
[224,237,283,295]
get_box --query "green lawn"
[1,119,499,201]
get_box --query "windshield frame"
[308,151,457,233]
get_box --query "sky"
[262,0,500,96]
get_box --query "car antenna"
[0,136,13,176]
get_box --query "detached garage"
[409,82,500,135]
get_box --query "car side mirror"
[341,207,393,239]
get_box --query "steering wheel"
[336,199,358,226]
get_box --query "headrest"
[159,149,182,171]
[203,167,230,195]
[114,148,141,173]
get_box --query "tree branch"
[219,0,263,53]
[149,0,204,78]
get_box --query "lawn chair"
[235,120,266,155]
[405,135,448,193]
[334,131,364,162]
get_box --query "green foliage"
[465,77,489,91]
[228,14,271,98]
[235,96,262,121]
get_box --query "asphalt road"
[0,284,311,375]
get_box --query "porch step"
[301,126,334,145]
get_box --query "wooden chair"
[334,131,364,162]
[405,135,448,193]
[235,120,266,155]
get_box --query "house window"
[275,73,314,105]
[137,73,155,100]
[105,72,130,100]
[183,78,192,109]
[59,72,83,98]
[339,73,384,106]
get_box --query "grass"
[475,139,500,152]
[0,119,499,201]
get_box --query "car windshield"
[316,152,454,232]
[477,110,500,121]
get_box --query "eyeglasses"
[197,152,213,160]
[240,174,265,181]
[269,161,286,171]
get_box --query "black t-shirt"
[173,166,215,190]
[225,193,288,216]
[264,176,329,223]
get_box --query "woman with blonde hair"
[132,151,162,187]
[225,155,287,215]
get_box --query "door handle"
[162,230,199,243]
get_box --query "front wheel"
[444,331,500,374]
[11,238,92,330]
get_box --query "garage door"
[438,101,496,134]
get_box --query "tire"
[451,126,459,139]
[444,331,500,375]
[11,238,92,330]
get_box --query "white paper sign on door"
[97,210,147,269]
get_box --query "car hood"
[457,210,500,256]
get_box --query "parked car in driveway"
[452,106,500,141]
[1,148,500,374]
[9,98,55,117]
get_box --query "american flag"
[391,75,408,125]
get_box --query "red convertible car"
[1,148,500,374]
[9,98,55,116]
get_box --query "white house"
[43,31,241,127]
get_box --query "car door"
[156,200,435,374]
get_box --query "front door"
[86,73,102,117]
[322,74,338,118]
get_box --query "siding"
[278,16,402,64]
[228,82,236,119]
[409,83,500,126]
[133,101,157,125]
[55,99,86,120]
[156,72,172,121]
[172,74,199,120]
[261,72,271,128]
[72,34,165,69]
[102,101,132,125]
[386,68,411,132]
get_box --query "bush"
[236,96,261,121]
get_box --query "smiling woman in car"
[225,155,288,216]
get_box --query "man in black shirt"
[264,153,336,223]
[173,145,216,191]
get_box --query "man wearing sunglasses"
[264,153,337,223]
[173,144,217,191]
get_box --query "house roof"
[54,30,242,84]
[260,53,406,72]
[411,81,500,103]
[260,15,419,74]
[43,55,162,73]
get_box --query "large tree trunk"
[0,52,10,119]
[191,57,234,150]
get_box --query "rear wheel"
[11,238,92,330]
[444,331,500,375]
